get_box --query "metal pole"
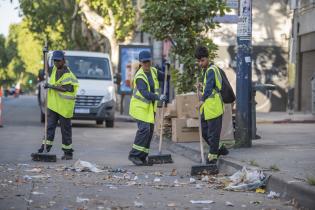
[235,0,253,147]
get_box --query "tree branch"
[78,0,113,38]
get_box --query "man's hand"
[43,83,53,89]
[159,94,167,102]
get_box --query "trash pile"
[223,167,268,191]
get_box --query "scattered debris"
[167,202,177,207]
[189,178,196,184]
[170,169,177,176]
[110,168,127,173]
[154,171,163,176]
[144,175,149,179]
[225,201,234,207]
[133,176,138,181]
[250,200,262,205]
[269,164,280,172]
[195,184,202,189]
[201,176,209,182]
[31,191,44,195]
[23,175,32,181]
[224,167,267,191]
[30,175,50,179]
[190,200,214,204]
[255,188,265,194]
[76,196,89,203]
[74,160,104,173]
[134,201,143,208]
[48,201,56,206]
[154,178,161,182]
[267,191,280,199]
[241,204,247,208]
[25,168,42,173]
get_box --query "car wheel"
[105,120,114,128]
[96,120,104,125]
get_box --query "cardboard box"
[220,104,234,140]
[176,93,199,119]
[164,100,177,118]
[186,118,199,128]
[172,118,199,142]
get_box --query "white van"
[38,51,116,127]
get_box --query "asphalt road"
[0,96,294,210]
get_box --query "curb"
[162,138,315,210]
[257,119,315,124]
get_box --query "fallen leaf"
[170,169,177,176]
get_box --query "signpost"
[235,0,253,147]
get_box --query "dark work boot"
[128,155,143,166]
[218,144,229,156]
[37,144,52,153]
[61,152,73,160]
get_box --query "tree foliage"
[1,21,41,90]
[142,0,229,93]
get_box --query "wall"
[209,0,291,112]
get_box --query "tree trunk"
[78,0,118,72]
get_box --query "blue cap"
[52,50,65,60]
[139,51,151,62]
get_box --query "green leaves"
[142,0,227,93]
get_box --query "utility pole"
[235,0,253,147]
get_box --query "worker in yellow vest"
[195,46,229,164]
[128,51,168,166]
[37,50,79,160]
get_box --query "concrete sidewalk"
[163,113,315,209]
[256,112,315,123]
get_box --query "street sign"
[237,0,251,38]
[226,0,239,9]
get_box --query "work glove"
[159,94,167,102]
[43,83,53,89]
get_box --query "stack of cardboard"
[154,93,234,143]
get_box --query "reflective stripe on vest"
[60,77,79,84]
[132,144,150,154]
[132,88,150,104]
[57,92,76,100]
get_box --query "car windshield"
[65,56,111,80]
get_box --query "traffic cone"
[0,87,3,127]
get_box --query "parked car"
[38,51,116,127]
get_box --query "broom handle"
[43,42,48,151]
[158,63,169,154]
[197,74,205,164]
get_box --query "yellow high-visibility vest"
[129,67,160,123]
[200,65,224,120]
[47,66,79,118]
